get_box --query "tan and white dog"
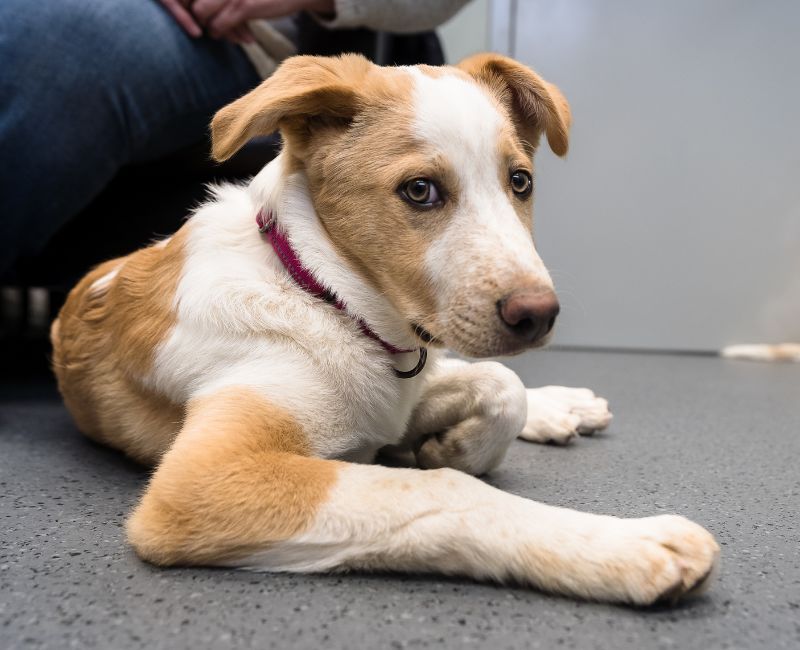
[51,53,719,605]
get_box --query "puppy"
[51,53,719,605]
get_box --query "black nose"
[497,290,560,343]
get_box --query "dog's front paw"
[540,513,720,605]
[412,361,528,475]
[608,515,720,606]
[520,386,612,445]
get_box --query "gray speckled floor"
[1,349,799,649]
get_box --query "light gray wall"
[439,0,490,63]
[498,0,800,351]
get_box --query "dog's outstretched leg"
[127,385,718,605]
[521,386,612,445]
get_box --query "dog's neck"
[249,154,420,356]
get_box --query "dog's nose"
[497,290,560,343]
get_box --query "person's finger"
[210,0,309,35]
[303,0,335,14]
[223,23,255,45]
[237,22,256,44]
[158,0,203,37]
[190,0,229,27]
[207,4,250,38]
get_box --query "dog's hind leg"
[127,384,717,605]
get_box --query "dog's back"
[51,233,187,464]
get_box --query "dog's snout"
[497,290,560,343]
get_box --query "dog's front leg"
[126,384,719,605]
[397,358,528,475]
[394,359,615,472]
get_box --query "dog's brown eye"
[510,170,533,197]
[400,178,441,207]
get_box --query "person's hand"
[158,0,335,45]
[159,0,204,38]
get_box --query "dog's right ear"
[457,53,572,157]
[211,54,372,162]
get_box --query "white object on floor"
[721,344,800,362]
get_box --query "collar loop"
[393,347,428,379]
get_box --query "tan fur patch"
[302,90,445,329]
[107,229,187,378]
[126,387,338,566]
[496,122,537,230]
[51,228,189,463]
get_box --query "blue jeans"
[0,0,260,275]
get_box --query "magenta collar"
[257,210,427,379]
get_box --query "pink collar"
[257,210,427,378]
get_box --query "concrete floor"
[1,349,799,649]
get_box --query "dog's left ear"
[211,54,371,162]
[457,53,572,156]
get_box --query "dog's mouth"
[415,312,556,359]
[410,314,555,357]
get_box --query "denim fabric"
[0,0,260,274]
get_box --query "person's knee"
[3,1,121,63]
[4,0,184,85]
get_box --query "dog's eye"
[400,178,441,207]
[510,170,533,198]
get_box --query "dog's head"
[212,53,571,357]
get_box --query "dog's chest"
[307,347,432,458]
[150,318,431,458]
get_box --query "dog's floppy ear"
[211,54,372,162]
[457,53,572,157]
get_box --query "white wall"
[439,0,490,63]
[502,0,800,350]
